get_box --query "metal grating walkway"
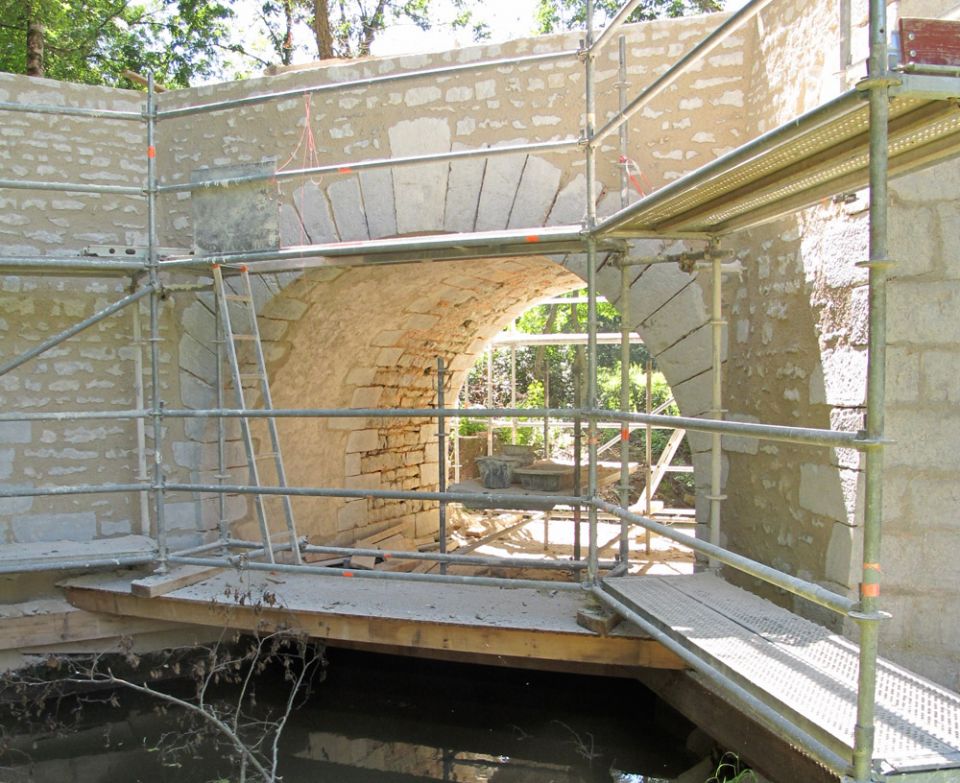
[597,74,960,236]
[602,573,960,780]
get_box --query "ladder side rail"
[212,265,276,563]
[241,269,302,564]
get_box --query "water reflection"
[2,649,692,782]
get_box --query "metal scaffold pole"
[708,242,725,568]
[852,0,891,778]
[617,34,631,567]
[584,0,600,583]
[146,73,168,572]
[437,357,448,576]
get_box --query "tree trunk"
[312,0,335,59]
[282,0,294,65]
[26,18,44,77]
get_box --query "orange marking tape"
[525,235,541,243]
[147,145,156,159]
[338,167,353,174]
[343,570,355,578]
[862,583,880,598]
[621,427,630,441]
[864,562,882,572]
[240,264,248,273]
[383,553,392,559]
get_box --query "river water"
[1,648,699,782]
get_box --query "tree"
[535,0,721,34]
[261,0,486,62]
[0,0,266,88]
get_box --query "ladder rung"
[232,334,256,340]
[254,452,280,460]
[239,372,264,380]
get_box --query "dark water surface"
[2,649,698,782]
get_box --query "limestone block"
[164,501,202,531]
[627,262,698,326]
[182,301,215,344]
[656,323,714,387]
[888,279,960,345]
[890,157,960,205]
[359,168,397,239]
[722,414,759,455]
[351,387,383,407]
[884,345,920,404]
[414,509,439,538]
[261,296,308,321]
[820,346,867,407]
[0,448,13,480]
[12,511,96,543]
[338,499,367,532]
[888,202,937,279]
[886,408,960,470]
[0,421,30,444]
[179,333,217,386]
[508,157,562,229]
[180,372,215,410]
[298,181,339,243]
[672,374,713,420]
[328,177,369,241]
[101,519,133,536]
[475,153,526,231]
[799,462,849,523]
[0,484,34,515]
[443,155,485,233]
[921,349,960,403]
[546,174,586,226]
[346,429,380,453]
[389,118,450,234]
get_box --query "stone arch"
[174,151,716,544]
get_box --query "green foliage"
[535,0,721,34]
[0,0,245,88]
[706,752,759,783]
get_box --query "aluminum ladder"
[212,264,301,564]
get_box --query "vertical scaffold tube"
[619,260,631,565]
[584,0,600,583]
[146,73,167,572]
[617,35,631,567]
[853,0,890,779]
[709,246,725,569]
[437,357,448,576]
[215,289,227,544]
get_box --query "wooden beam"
[637,670,840,783]
[131,565,224,598]
[64,583,684,671]
[0,598,177,650]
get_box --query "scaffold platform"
[602,573,960,782]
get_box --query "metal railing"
[0,0,896,779]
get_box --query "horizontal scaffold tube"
[592,587,853,776]
[166,482,584,508]
[161,405,863,449]
[159,225,589,268]
[300,543,619,571]
[157,49,578,120]
[169,554,585,592]
[587,408,868,449]
[0,483,149,498]
[0,555,157,575]
[0,284,155,378]
[0,257,148,273]
[0,409,148,422]
[0,101,143,121]
[593,499,857,616]
[0,178,143,195]
[159,138,580,193]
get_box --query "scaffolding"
[2,0,960,779]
